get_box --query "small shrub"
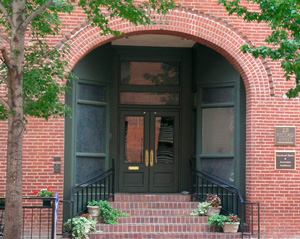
[63,216,99,239]
[99,200,129,224]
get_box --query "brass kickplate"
[128,166,139,171]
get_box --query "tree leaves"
[0,0,176,120]
[219,0,300,97]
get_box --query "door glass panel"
[120,92,179,105]
[121,61,180,85]
[77,104,105,153]
[155,116,174,164]
[76,157,105,184]
[203,87,234,104]
[202,158,234,182]
[124,116,144,163]
[202,107,234,154]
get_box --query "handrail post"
[112,158,115,201]
[51,198,56,239]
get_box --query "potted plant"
[33,187,55,207]
[208,214,240,233]
[99,200,129,224]
[63,215,99,239]
[208,214,228,231]
[206,194,222,217]
[190,201,211,216]
[87,200,100,219]
[223,214,240,233]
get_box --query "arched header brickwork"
[63,8,274,99]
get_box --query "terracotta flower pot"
[207,206,221,217]
[223,222,240,233]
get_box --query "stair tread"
[89,232,242,239]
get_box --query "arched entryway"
[65,33,246,197]
[63,8,272,204]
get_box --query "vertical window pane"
[78,83,106,102]
[125,116,144,163]
[202,159,234,182]
[155,116,174,164]
[121,61,180,85]
[203,87,234,104]
[77,104,106,153]
[202,107,234,154]
[76,157,104,184]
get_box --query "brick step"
[110,201,198,210]
[97,223,215,233]
[114,193,191,202]
[118,208,195,216]
[88,232,242,239]
[117,216,209,224]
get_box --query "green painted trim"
[77,100,107,106]
[201,103,234,108]
[199,154,234,159]
[63,79,76,222]
[76,153,107,157]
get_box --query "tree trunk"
[4,1,26,238]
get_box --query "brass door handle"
[150,150,154,167]
[145,150,149,167]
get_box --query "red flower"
[33,190,39,195]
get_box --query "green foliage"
[219,0,300,97]
[190,201,211,216]
[208,214,228,229]
[63,216,98,239]
[87,200,99,206]
[208,214,240,229]
[99,200,129,224]
[0,0,176,120]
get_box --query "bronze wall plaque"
[275,126,296,146]
[275,151,296,170]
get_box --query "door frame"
[118,109,180,193]
[110,46,194,193]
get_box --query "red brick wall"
[0,1,300,238]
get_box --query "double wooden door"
[119,110,179,192]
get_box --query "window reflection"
[121,61,180,86]
[155,117,174,164]
[124,116,144,163]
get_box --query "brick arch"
[65,8,274,99]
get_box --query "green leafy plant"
[63,216,99,239]
[208,214,228,229]
[88,200,99,206]
[206,194,221,207]
[208,214,240,229]
[99,200,129,224]
[190,201,211,216]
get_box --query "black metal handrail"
[0,197,59,239]
[190,161,260,239]
[73,159,115,216]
